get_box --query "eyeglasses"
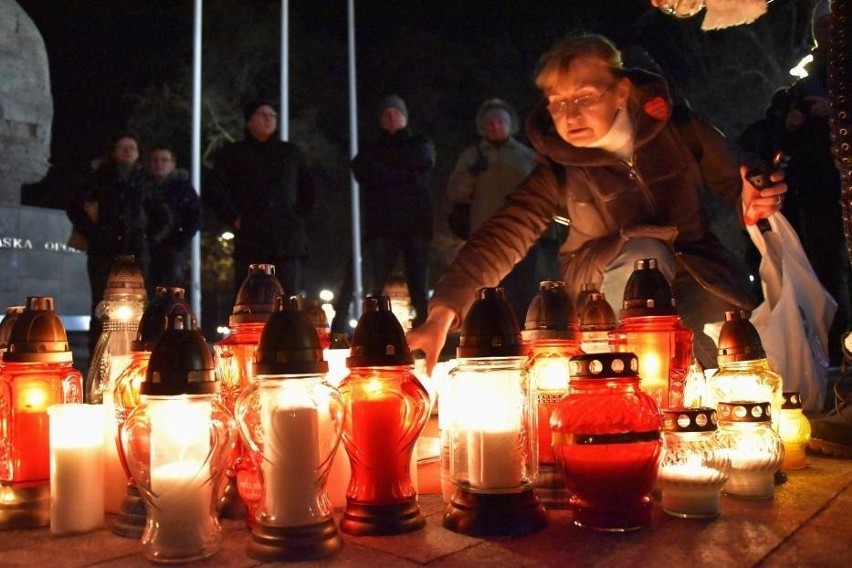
[547,83,617,117]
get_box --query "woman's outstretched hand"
[407,305,455,376]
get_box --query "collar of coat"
[525,68,673,167]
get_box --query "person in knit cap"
[207,99,316,297]
[447,98,563,322]
[410,33,788,374]
[349,94,436,328]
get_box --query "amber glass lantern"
[610,258,694,410]
[112,287,190,537]
[657,407,730,519]
[306,298,332,349]
[707,311,784,431]
[778,392,811,471]
[121,312,236,563]
[338,296,430,535]
[235,296,344,561]
[578,291,617,354]
[551,352,663,531]
[716,401,784,500]
[87,255,147,514]
[213,263,283,522]
[0,306,25,358]
[522,281,582,509]
[442,287,547,537]
[0,296,83,529]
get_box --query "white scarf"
[585,107,635,160]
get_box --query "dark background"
[16,0,817,330]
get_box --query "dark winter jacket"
[67,163,172,262]
[208,133,316,259]
[148,168,201,253]
[351,128,436,239]
[431,69,756,325]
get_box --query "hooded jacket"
[432,69,756,325]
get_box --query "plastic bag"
[705,213,836,411]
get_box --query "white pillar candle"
[467,430,523,489]
[49,404,105,534]
[262,404,320,525]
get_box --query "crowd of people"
[66,23,844,401]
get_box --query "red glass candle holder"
[214,263,283,523]
[610,258,693,409]
[0,297,83,529]
[522,281,583,509]
[338,296,430,535]
[551,352,663,531]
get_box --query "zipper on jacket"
[622,154,660,216]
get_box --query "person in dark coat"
[350,94,436,328]
[409,34,787,373]
[145,146,201,294]
[66,133,172,352]
[208,100,316,296]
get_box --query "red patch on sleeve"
[643,97,670,122]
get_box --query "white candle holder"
[657,407,730,519]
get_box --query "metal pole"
[190,0,202,320]
[348,0,363,318]
[280,0,289,141]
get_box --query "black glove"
[467,153,489,176]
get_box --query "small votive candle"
[779,392,811,471]
[48,404,105,534]
[657,407,730,519]
[716,401,784,500]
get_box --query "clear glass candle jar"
[551,352,663,531]
[716,401,784,500]
[657,407,730,518]
[707,311,784,431]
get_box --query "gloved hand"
[467,153,489,176]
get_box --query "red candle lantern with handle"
[0,296,83,529]
[213,263,283,522]
[338,296,430,535]
[610,258,693,410]
[112,286,190,538]
[235,295,344,561]
[522,281,582,509]
[551,352,663,531]
[442,287,548,537]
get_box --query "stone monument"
[0,0,89,345]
